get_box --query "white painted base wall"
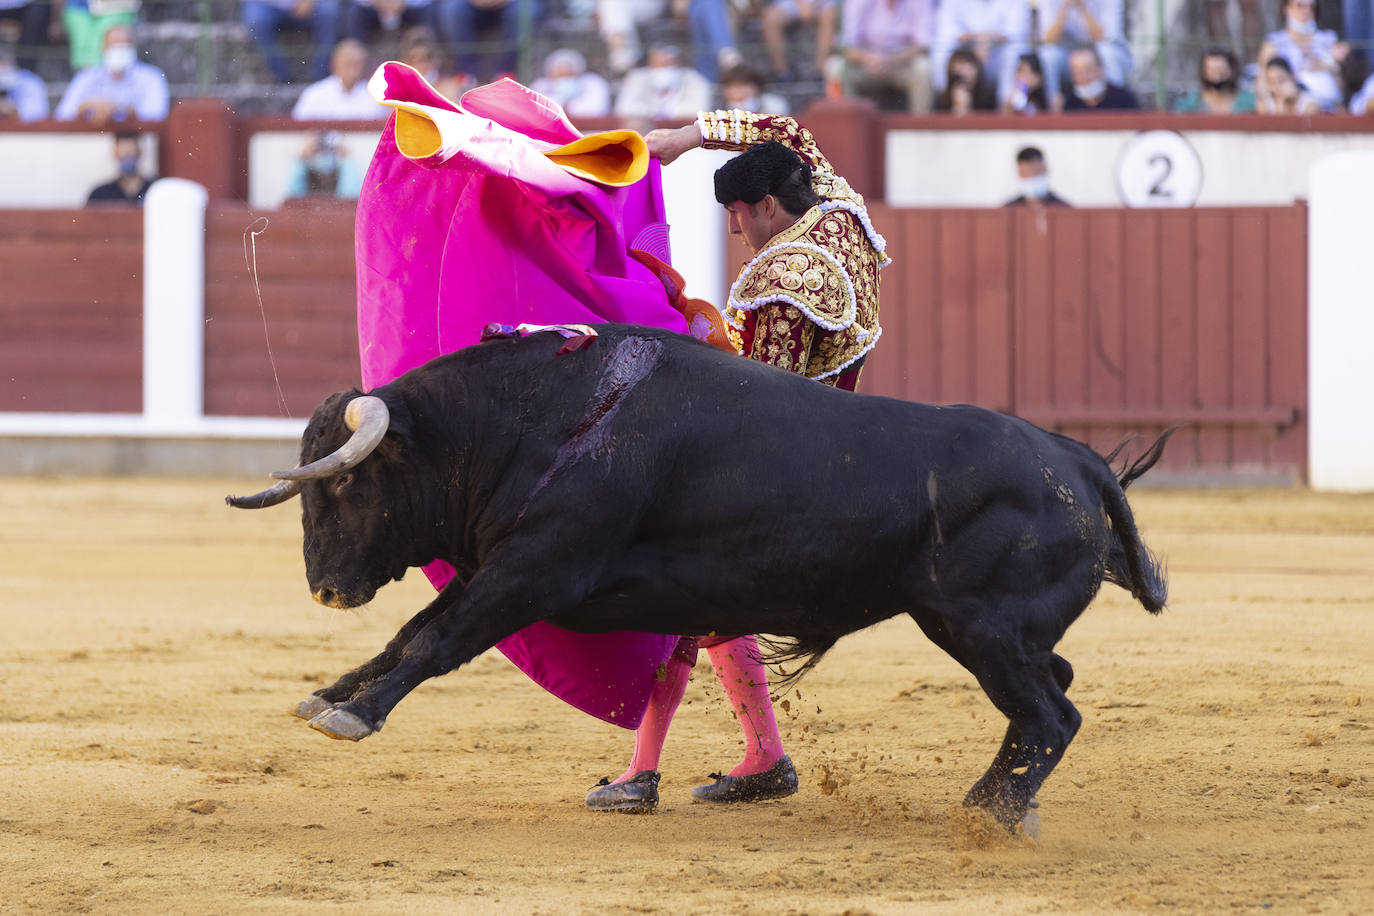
[1307,152,1374,492]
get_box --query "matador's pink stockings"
[615,634,785,783]
[616,649,692,783]
[706,635,786,777]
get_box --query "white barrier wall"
[248,130,383,210]
[886,128,1374,208]
[1307,151,1374,492]
[660,146,735,306]
[0,133,159,207]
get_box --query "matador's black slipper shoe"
[584,770,660,813]
[690,755,798,803]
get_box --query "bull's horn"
[270,395,390,481]
[225,479,301,509]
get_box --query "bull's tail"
[1101,429,1175,614]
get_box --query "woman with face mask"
[1173,46,1257,113]
[1257,0,1350,112]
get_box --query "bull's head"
[228,393,418,609]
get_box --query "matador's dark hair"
[713,140,819,215]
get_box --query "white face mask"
[648,67,681,93]
[1074,78,1106,100]
[1287,16,1318,34]
[104,44,136,73]
[1019,175,1050,200]
[549,76,580,102]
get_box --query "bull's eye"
[333,473,354,493]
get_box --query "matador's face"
[725,197,787,254]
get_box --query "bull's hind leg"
[919,606,1080,834]
[961,642,1081,833]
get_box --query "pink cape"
[355,63,686,728]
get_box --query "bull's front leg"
[290,597,454,722]
[306,556,581,742]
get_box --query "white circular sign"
[1114,130,1203,208]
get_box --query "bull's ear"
[226,479,301,509]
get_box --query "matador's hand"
[645,124,701,167]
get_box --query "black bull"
[229,324,1171,833]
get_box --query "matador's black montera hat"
[714,141,811,206]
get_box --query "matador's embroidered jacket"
[698,109,890,383]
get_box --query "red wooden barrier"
[0,209,143,413]
[2,201,1307,480]
[860,205,1307,480]
[202,198,360,418]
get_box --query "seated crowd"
[2,0,1373,129]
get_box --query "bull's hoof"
[307,707,378,741]
[1017,797,1042,842]
[290,695,334,720]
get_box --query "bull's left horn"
[226,479,302,509]
[270,395,390,481]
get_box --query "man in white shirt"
[0,40,48,122]
[292,39,388,120]
[54,24,169,124]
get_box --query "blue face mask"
[118,154,140,175]
[1287,16,1318,34]
[1019,175,1050,200]
[308,151,339,174]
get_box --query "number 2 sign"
[1114,130,1203,208]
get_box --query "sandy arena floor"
[1,478,1371,914]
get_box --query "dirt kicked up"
[1,478,1371,914]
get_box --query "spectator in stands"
[1002,51,1059,113]
[292,39,388,119]
[86,131,154,205]
[54,24,168,124]
[596,0,737,81]
[839,0,935,113]
[934,46,997,114]
[1035,0,1131,106]
[1344,0,1373,76]
[399,24,468,100]
[530,47,611,117]
[241,0,341,84]
[439,0,537,82]
[1206,0,1267,63]
[1003,145,1069,207]
[718,62,789,114]
[762,0,838,82]
[344,0,437,41]
[1349,70,1374,113]
[613,42,712,124]
[1062,43,1138,110]
[52,0,140,71]
[1258,0,1349,112]
[1173,46,1257,113]
[1255,53,1321,112]
[932,0,1029,105]
[0,37,47,121]
[0,0,52,71]
[285,130,364,199]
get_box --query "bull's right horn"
[226,479,301,509]
[270,395,390,481]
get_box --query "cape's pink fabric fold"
[355,63,685,728]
